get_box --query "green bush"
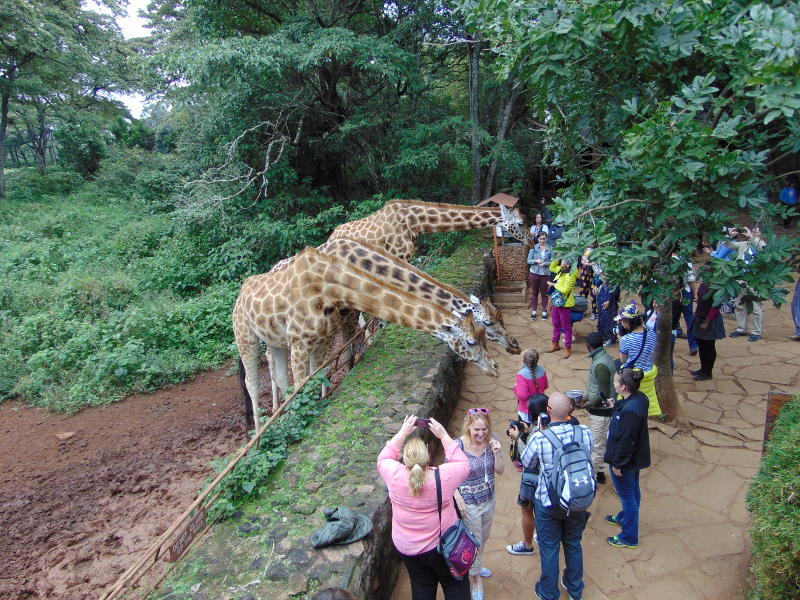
[747,396,800,599]
[5,168,83,202]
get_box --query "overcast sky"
[109,0,152,118]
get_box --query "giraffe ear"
[469,294,481,304]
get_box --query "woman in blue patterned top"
[455,408,504,600]
[615,302,661,416]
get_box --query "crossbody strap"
[434,468,444,543]
[625,329,647,368]
[434,467,463,544]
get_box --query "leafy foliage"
[458,0,799,304]
[747,396,800,599]
[209,374,331,520]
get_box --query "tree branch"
[578,198,651,216]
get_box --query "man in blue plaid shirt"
[520,392,593,600]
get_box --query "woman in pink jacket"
[513,349,549,423]
[377,415,471,600]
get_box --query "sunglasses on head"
[468,407,490,415]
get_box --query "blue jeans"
[610,468,641,545]
[533,499,589,600]
[681,289,698,351]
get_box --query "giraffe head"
[435,312,499,376]
[500,205,530,245]
[469,294,521,354]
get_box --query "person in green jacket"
[546,258,579,358]
[576,332,616,484]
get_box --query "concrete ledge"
[156,235,494,600]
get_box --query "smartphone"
[414,418,431,428]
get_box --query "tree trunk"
[36,108,48,173]
[654,300,691,430]
[484,79,520,199]
[468,37,482,204]
[0,93,9,198]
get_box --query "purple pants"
[529,273,550,311]
[551,306,573,349]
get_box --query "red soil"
[0,366,247,600]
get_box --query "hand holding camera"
[506,419,530,439]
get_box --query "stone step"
[492,291,528,308]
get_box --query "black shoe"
[690,369,703,376]
[689,348,698,356]
[596,471,606,484]
[694,373,712,381]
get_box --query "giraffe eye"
[467,338,477,346]
[482,320,493,327]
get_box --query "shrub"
[747,396,800,599]
[5,168,83,202]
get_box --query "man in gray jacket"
[577,332,616,484]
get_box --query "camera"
[506,419,526,437]
[538,412,551,427]
[613,323,628,337]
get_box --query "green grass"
[747,395,800,599]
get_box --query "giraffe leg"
[308,342,330,398]
[266,345,289,413]
[237,335,261,432]
[340,309,360,369]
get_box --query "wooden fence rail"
[100,316,381,600]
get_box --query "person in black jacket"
[603,367,651,549]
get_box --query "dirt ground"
[0,366,247,600]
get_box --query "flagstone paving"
[392,298,799,600]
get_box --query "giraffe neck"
[317,238,472,314]
[301,248,460,335]
[385,200,503,234]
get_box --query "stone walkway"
[392,297,799,600]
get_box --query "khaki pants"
[589,413,610,473]
[463,496,496,576]
[735,295,763,336]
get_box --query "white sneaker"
[590,313,597,320]
[541,311,548,319]
[531,311,537,320]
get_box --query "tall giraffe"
[233,247,498,429]
[316,238,521,355]
[328,200,529,261]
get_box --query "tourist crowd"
[370,213,798,600]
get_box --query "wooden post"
[493,228,501,283]
[763,392,795,453]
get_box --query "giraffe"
[327,200,529,261]
[233,247,499,429]
[315,237,521,355]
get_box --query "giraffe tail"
[239,358,255,431]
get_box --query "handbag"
[519,469,539,502]
[434,469,480,580]
[550,289,566,307]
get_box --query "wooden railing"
[100,316,382,600]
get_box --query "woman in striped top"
[616,302,661,416]
[455,408,504,600]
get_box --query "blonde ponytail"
[403,437,430,496]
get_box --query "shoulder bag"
[434,469,480,580]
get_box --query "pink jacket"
[377,438,470,556]
[514,365,549,416]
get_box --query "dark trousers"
[529,272,550,311]
[696,338,717,376]
[400,548,470,600]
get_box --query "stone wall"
[156,237,494,600]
